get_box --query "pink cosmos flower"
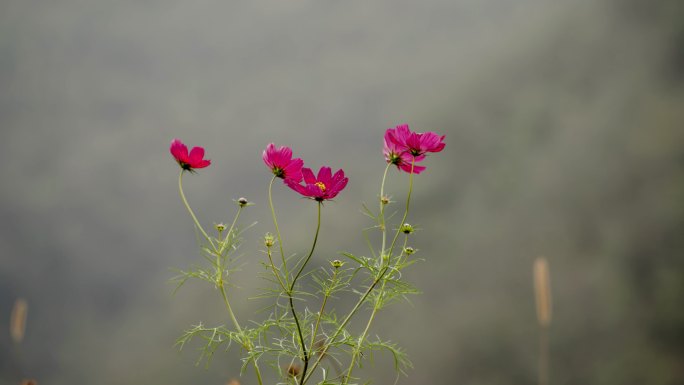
[170,139,211,171]
[285,166,348,202]
[263,143,304,182]
[386,124,446,157]
[384,130,427,174]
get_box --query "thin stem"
[539,324,549,385]
[254,360,264,385]
[178,170,215,250]
[387,159,415,260]
[310,268,339,349]
[268,175,289,281]
[219,284,242,334]
[290,201,322,385]
[267,248,288,292]
[379,163,392,256]
[291,202,322,286]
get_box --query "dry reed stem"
[10,298,28,343]
[533,257,552,327]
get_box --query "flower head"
[383,124,445,174]
[386,124,446,157]
[285,166,348,202]
[170,139,211,171]
[384,130,426,174]
[262,143,304,182]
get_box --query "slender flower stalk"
[268,175,290,282]
[289,201,322,385]
[178,170,215,250]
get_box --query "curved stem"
[178,170,215,250]
[291,202,322,286]
[268,176,289,281]
[290,201,322,385]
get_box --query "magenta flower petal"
[301,167,316,184]
[170,139,211,171]
[263,143,304,182]
[286,166,348,202]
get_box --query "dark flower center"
[272,167,284,178]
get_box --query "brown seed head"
[287,363,301,378]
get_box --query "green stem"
[290,201,322,385]
[267,248,288,292]
[254,360,264,385]
[310,268,338,349]
[178,170,216,250]
[379,163,392,256]
[219,284,242,334]
[268,176,290,281]
[387,159,415,261]
[291,202,322,285]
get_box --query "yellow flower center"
[315,181,326,192]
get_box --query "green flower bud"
[400,223,414,234]
[264,233,275,248]
[331,259,344,268]
[404,246,415,255]
[215,223,227,232]
[380,195,390,205]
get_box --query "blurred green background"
[1,0,683,384]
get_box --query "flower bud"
[215,223,226,232]
[331,259,344,268]
[380,195,390,205]
[400,223,414,234]
[404,246,415,255]
[264,233,275,248]
[237,197,249,207]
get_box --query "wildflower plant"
[169,125,445,385]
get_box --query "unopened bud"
[400,223,414,234]
[215,223,227,232]
[237,197,249,207]
[331,259,344,268]
[264,233,275,248]
[380,195,390,205]
[404,246,415,255]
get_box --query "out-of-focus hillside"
[1,0,682,384]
